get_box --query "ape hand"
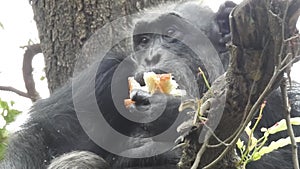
[127,89,181,122]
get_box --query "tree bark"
[31,0,176,93]
[179,0,300,168]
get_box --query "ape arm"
[0,126,50,169]
[47,151,110,169]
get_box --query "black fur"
[1,1,299,169]
[47,151,110,169]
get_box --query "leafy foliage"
[0,99,21,159]
[236,102,300,168]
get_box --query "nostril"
[145,54,161,65]
[134,72,146,86]
[153,54,161,64]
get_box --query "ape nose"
[144,54,161,65]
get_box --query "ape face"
[130,13,203,109]
[132,13,202,79]
[130,11,224,104]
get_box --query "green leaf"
[245,122,252,137]
[10,101,15,107]
[256,137,300,158]
[0,98,21,159]
[291,117,300,125]
[237,138,244,150]
[248,136,258,152]
[252,152,262,161]
[4,109,21,124]
[0,101,8,110]
[265,118,300,135]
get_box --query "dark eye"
[133,34,151,50]
[140,36,150,44]
[166,27,176,36]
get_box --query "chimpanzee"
[1,1,299,169]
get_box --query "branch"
[0,86,31,99]
[21,44,42,102]
[0,44,43,102]
[281,78,299,169]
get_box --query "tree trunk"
[31,0,176,93]
[179,0,300,168]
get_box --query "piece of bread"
[124,99,136,108]
[143,72,174,94]
[124,72,186,108]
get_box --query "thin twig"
[203,122,231,148]
[0,86,31,99]
[203,58,286,169]
[191,143,207,169]
[191,132,211,169]
[284,34,299,42]
[280,78,299,169]
[202,36,273,169]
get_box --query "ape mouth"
[134,69,168,87]
[124,71,186,109]
[132,71,184,96]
